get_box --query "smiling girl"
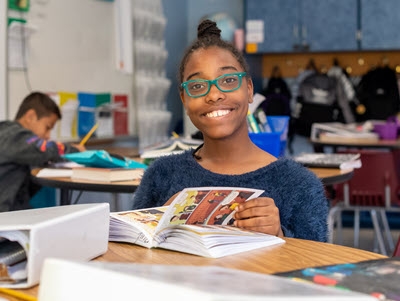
[132,19,328,242]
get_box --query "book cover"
[71,167,144,182]
[275,257,400,300]
[293,153,362,170]
[109,187,285,258]
[113,94,128,136]
[38,259,376,301]
[77,92,97,138]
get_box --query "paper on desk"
[36,168,73,178]
[52,161,84,168]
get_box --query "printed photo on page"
[158,187,264,229]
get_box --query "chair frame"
[328,149,400,255]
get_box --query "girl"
[132,19,328,242]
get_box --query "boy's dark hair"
[15,92,62,120]
[178,19,250,89]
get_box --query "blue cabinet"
[245,0,299,53]
[301,0,358,51]
[245,0,358,53]
[360,0,400,50]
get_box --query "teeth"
[206,110,230,118]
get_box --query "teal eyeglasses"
[181,72,247,98]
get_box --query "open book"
[293,153,362,170]
[139,137,203,159]
[109,187,285,258]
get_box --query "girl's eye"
[189,83,206,91]
[221,76,237,86]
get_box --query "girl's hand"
[233,197,284,237]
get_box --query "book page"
[157,187,264,230]
[156,224,285,258]
[109,206,168,248]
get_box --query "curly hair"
[178,19,250,90]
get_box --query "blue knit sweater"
[132,150,329,242]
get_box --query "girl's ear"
[180,91,187,109]
[247,78,254,103]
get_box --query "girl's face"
[180,47,253,140]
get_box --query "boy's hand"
[71,143,86,152]
[234,197,284,237]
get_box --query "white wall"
[7,0,136,133]
[0,0,7,120]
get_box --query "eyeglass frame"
[180,72,247,98]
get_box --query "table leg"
[60,189,71,206]
[112,193,120,212]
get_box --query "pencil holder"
[249,116,289,157]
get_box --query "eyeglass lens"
[186,73,242,97]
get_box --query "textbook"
[38,259,376,301]
[310,122,379,142]
[71,167,145,182]
[276,257,400,300]
[293,153,362,170]
[139,137,203,159]
[109,187,285,258]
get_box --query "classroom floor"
[332,226,400,256]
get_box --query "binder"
[0,203,110,288]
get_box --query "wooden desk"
[13,238,386,299]
[309,167,354,186]
[30,168,139,206]
[31,165,350,208]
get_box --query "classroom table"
[30,168,140,207]
[308,167,353,186]
[10,237,387,300]
[31,166,353,207]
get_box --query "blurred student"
[131,20,329,242]
[0,91,85,212]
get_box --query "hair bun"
[197,19,221,40]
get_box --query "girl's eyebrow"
[186,72,201,81]
[186,66,239,81]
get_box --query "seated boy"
[0,92,85,212]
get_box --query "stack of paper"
[293,153,362,170]
[311,122,379,142]
[71,167,144,182]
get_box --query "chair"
[328,149,400,255]
[393,235,400,257]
